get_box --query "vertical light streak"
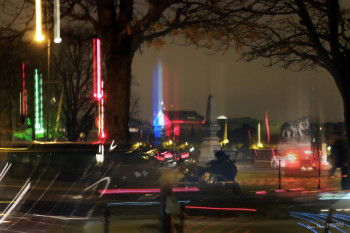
[163,65,169,110]
[173,75,179,113]
[19,92,22,117]
[152,65,159,119]
[98,101,101,135]
[34,70,44,136]
[93,38,97,98]
[157,60,163,111]
[34,69,40,133]
[265,111,270,143]
[39,74,43,133]
[53,0,61,43]
[22,63,26,118]
[223,120,228,144]
[35,0,44,41]
[258,122,261,147]
[97,38,102,100]
[99,81,105,139]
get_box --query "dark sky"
[132,39,344,124]
[3,1,345,125]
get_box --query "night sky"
[132,38,344,124]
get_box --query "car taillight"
[287,154,297,162]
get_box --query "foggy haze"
[132,40,344,124]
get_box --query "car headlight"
[287,154,297,162]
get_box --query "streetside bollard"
[278,159,281,190]
[104,208,111,233]
[159,184,172,233]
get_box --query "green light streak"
[34,69,44,137]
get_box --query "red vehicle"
[272,146,319,176]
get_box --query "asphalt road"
[0,160,349,232]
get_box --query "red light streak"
[99,81,105,139]
[181,153,189,158]
[275,189,286,192]
[98,187,200,195]
[255,191,267,195]
[289,187,305,191]
[185,206,256,212]
[93,38,96,98]
[265,112,270,143]
[97,38,102,100]
[22,62,26,117]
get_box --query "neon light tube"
[53,0,61,43]
[35,0,44,41]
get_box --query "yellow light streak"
[35,0,44,42]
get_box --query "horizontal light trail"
[99,187,200,195]
[185,206,256,212]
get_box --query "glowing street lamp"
[35,0,44,42]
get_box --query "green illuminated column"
[34,69,44,138]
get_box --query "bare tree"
[219,0,350,185]
[0,38,24,144]
[51,29,96,141]
[55,0,246,143]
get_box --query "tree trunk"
[103,37,132,144]
[343,89,350,189]
[328,65,350,189]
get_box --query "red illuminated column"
[99,81,105,139]
[93,38,102,100]
[93,38,105,139]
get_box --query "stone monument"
[199,95,221,163]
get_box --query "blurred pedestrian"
[328,131,348,190]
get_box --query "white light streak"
[83,177,110,197]
[53,0,61,43]
[0,180,31,224]
[0,163,11,182]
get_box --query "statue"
[281,117,310,141]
